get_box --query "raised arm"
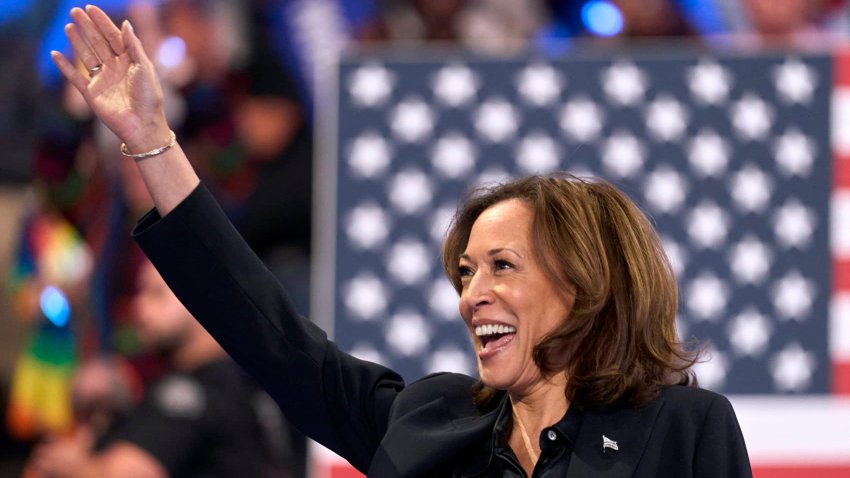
[51,5,197,215]
[52,7,407,471]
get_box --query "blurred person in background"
[4,177,93,448]
[137,0,314,313]
[27,260,292,478]
[363,0,548,54]
[0,0,41,185]
[30,0,314,318]
[740,0,849,46]
[610,0,695,38]
[66,355,142,443]
[541,0,697,46]
[368,0,699,55]
[13,1,311,475]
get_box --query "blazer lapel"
[566,396,666,478]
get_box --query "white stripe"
[832,88,850,156]
[731,396,850,464]
[832,293,850,361]
[834,189,850,259]
[311,18,341,338]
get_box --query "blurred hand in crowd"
[27,426,95,478]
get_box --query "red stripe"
[835,46,850,185]
[326,463,850,477]
[834,50,850,396]
[328,465,365,478]
[754,465,850,478]
[836,158,850,188]
[837,259,850,293]
[835,361,850,394]
[835,48,850,87]
[327,463,850,477]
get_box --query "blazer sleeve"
[693,393,753,477]
[132,184,404,473]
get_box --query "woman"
[51,6,752,477]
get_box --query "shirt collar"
[491,393,584,447]
[549,402,583,445]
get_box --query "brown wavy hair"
[441,173,698,410]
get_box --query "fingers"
[51,50,90,96]
[86,5,125,56]
[65,22,101,71]
[69,7,115,65]
[121,19,151,69]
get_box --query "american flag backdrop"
[311,49,850,477]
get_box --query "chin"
[477,369,514,391]
[476,352,519,384]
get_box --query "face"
[744,0,807,37]
[133,262,194,353]
[458,199,574,394]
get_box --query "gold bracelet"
[120,131,177,159]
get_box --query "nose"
[461,269,495,312]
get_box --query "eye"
[458,265,475,278]
[494,259,514,271]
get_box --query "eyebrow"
[458,248,523,262]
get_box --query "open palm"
[52,5,169,152]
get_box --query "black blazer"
[134,184,752,477]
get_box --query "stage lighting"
[40,285,70,327]
[157,36,187,69]
[581,0,624,37]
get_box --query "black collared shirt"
[99,360,273,477]
[485,395,584,477]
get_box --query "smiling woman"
[443,174,693,410]
[455,198,574,397]
[439,174,714,474]
[50,5,752,477]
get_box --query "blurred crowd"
[0,0,848,476]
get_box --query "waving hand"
[51,5,170,153]
[51,5,199,215]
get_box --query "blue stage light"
[533,21,573,57]
[37,0,132,86]
[581,0,624,37]
[0,0,31,25]
[679,0,727,35]
[40,285,70,327]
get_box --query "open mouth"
[475,324,517,351]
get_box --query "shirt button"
[547,430,557,441]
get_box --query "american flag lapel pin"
[602,435,619,452]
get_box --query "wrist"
[122,120,172,154]
[121,130,177,160]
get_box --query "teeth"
[474,324,517,337]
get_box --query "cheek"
[515,288,567,331]
[458,300,472,325]
[538,300,572,335]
